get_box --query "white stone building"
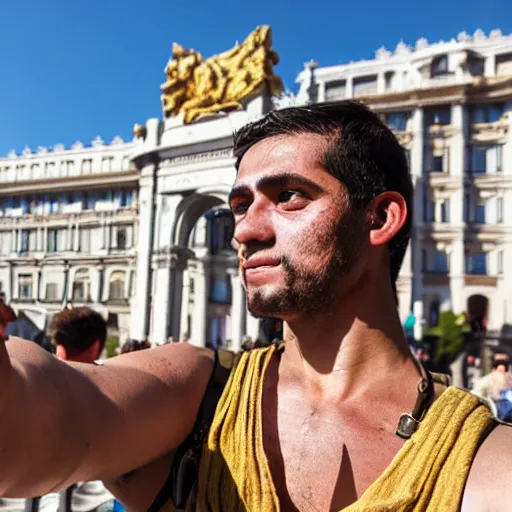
[0,137,139,341]
[2,28,512,349]
[295,29,512,334]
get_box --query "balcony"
[464,275,498,287]
[0,206,138,228]
[422,272,450,286]
[391,130,413,147]
[471,120,509,144]
[428,124,455,139]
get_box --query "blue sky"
[1,0,511,156]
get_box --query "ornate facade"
[2,27,511,348]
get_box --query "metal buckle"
[396,413,420,439]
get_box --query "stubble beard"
[246,209,364,319]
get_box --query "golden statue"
[161,26,283,123]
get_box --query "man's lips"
[242,256,281,270]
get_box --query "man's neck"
[280,282,418,400]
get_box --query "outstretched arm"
[0,337,213,498]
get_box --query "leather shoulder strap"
[148,349,237,511]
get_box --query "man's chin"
[246,289,293,320]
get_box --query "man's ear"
[368,192,408,247]
[55,344,67,361]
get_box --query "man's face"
[230,133,366,321]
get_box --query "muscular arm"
[0,337,213,498]
[463,424,512,512]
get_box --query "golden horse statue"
[161,26,283,123]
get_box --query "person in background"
[0,293,16,342]
[119,339,151,354]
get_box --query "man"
[472,353,512,406]
[0,102,511,511]
[0,292,16,342]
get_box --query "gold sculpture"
[161,26,283,123]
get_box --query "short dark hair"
[49,307,107,357]
[233,101,413,285]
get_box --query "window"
[431,55,449,78]
[431,154,444,173]
[496,197,504,224]
[426,106,451,126]
[210,277,231,304]
[464,194,471,223]
[468,56,484,77]
[116,227,127,250]
[385,111,410,131]
[81,159,92,173]
[109,271,126,300]
[471,103,504,124]
[45,283,58,301]
[18,274,33,300]
[189,278,195,295]
[421,249,428,272]
[384,71,395,91]
[433,251,448,273]
[424,200,435,222]
[496,52,512,76]
[80,228,91,253]
[325,80,346,101]
[475,203,486,224]
[47,229,58,253]
[120,189,133,208]
[467,253,487,275]
[472,145,502,173]
[353,75,378,97]
[72,269,91,302]
[498,251,504,274]
[20,230,29,253]
[441,200,450,223]
[207,210,234,255]
[428,299,441,327]
[101,157,113,172]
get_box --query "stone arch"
[172,186,231,249]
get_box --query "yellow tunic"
[192,344,496,511]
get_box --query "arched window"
[72,269,91,302]
[109,271,126,300]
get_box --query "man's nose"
[233,202,275,247]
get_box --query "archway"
[467,294,489,334]
[168,190,237,345]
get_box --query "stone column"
[43,227,48,254]
[150,252,173,345]
[227,268,245,352]
[168,248,188,342]
[73,223,80,252]
[180,268,190,340]
[190,262,209,348]
[410,108,424,310]
[67,220,73,251]
[96,265,104,303]
[449,238,465,313]
[130,162,158,341]
[246,313,261,342]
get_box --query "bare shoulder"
[463,423,512,512]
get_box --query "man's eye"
[232,202,249,214]
[277,190,306,203]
